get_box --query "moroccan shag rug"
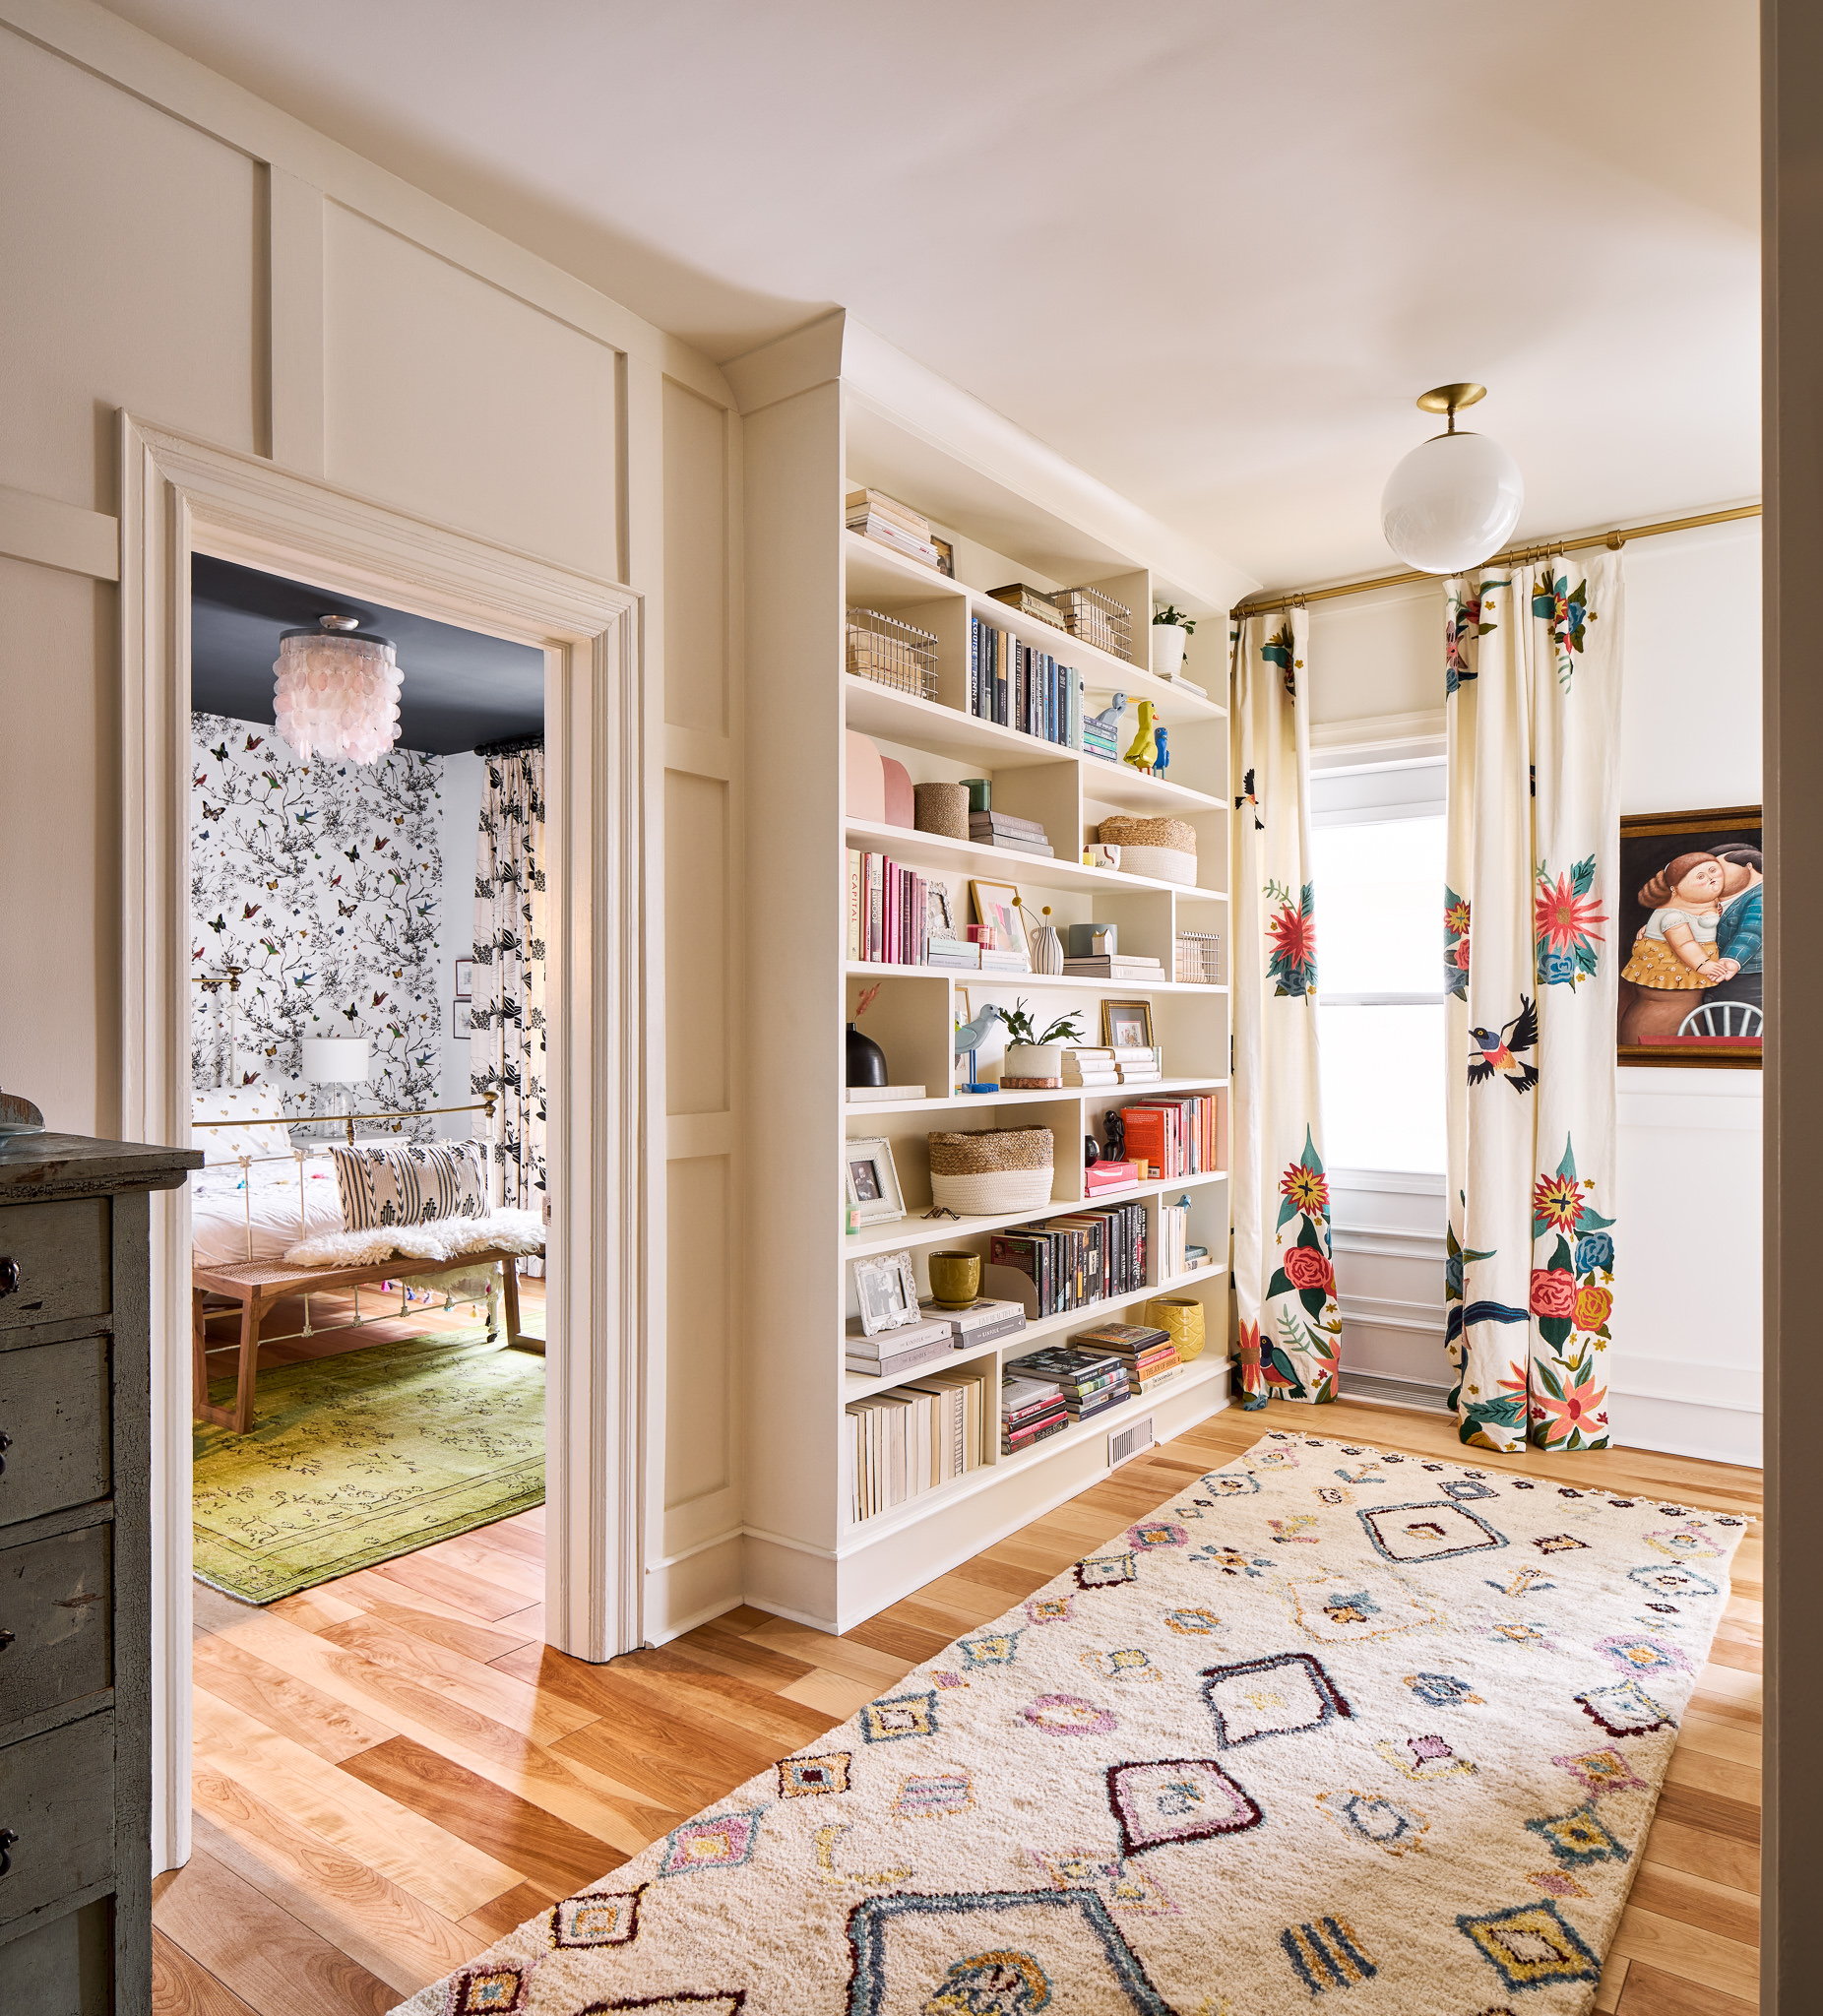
[193,1331,543,1604]
[397,1429,1743,2016]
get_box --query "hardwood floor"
[154,1396,1762,2015]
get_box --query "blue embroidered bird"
[1468,996,1539,1094]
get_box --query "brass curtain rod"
[1231,503,1761,619]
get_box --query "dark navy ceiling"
[189,554,545,756]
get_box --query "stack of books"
[1084,1159,1141,1196]
[925,938,980,971]
[968,615,1082,748]
[846,1364,987,1523]
[1083,713,1121,764]
[969,810,1054,857]
[847,489,943,571]
[1001,1372,1070,1455]
[1069,1319,1181,1396]
[978,942,1033,975]
[848,1083,924,1104]
[917,1295,1028,1349]
[982,1198,1150,1316]
[1119,1093,1222,1178]
[846,1314,955,1381]
[1007,1345,1131,1424]
[1063,1047,1121,1088]
[1115,1047,1163,1086]
[1062,952,1165,981]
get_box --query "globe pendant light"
[1380,383,1525,575]
[273,612,404,765]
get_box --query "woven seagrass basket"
[927,1128,1055,1215]
[1097,814,1198,887]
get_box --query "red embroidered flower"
[1279,1162,1330,1219]
[1575,1283,1613,1331]
[1453,937,1472,970]
[1267,902,1316,971]
[1284,1246,1334,1292]
[1532,1172,1585,1235]
[1530,1269,1576,1319]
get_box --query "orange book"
[1118,1106,1170,1182]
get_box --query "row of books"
[1064,1047,1163,1088]
[1159,1197,1193,1283]
[968,616,1082,748]
[846,1365,988,1523]
[1121,1093,1223,1180]
[847,850,937,966]
[983,1198,1149,1317]
[847,488,944,571]
[846,1296,1027,1380]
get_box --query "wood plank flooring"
[155,1397,1762,2015]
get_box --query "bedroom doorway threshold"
[119,415,652,1877]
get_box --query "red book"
[1118,1107,1170,1181]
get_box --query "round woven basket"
[913,781,970,841]
[928,1128,1054,1216]
[1097,814,1197,855]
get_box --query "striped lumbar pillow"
[330,1141,489,1230]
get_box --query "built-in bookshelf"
[742,329,1236,1632]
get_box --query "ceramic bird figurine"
[1086,693,1127,735]
[954,1004,999,1056]
[1153,725,1170,775]
[1123,700,1160,773]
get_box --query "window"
[1309,762,1446,1173]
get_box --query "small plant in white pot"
[1152,602,1196,681]
[994,999,1085,1090]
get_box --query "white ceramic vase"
[1152,622,1188,680]
[1028,920,1065,975]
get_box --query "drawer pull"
[0,1429,10,1477]
[0,1258,17,1296]
[0,1829,16,1878]
[0,1630,13,1650]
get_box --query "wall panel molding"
[268,166,325,474]
[0,480,118,578]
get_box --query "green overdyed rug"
[193,1331,544,1604]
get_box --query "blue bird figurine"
[1153,725,1170,775]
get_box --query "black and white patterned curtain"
[470,750,547,1237]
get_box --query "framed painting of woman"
[1616,804,1762,1067]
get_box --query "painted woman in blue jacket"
[1705,843,1763,1016]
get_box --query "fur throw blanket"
[283,1209,546,1271]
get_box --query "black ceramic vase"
[847,1022,889,1088]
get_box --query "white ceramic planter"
[1003,1043,1063,1086]
[1152,622,1189,680]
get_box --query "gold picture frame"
[1101,998,1155,1049]
[969,878,1025,956]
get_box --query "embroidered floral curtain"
[1230,607,1342,1408]
[470,749,548,1232]
[1443,553,1622,1451]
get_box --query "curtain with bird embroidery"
[1229,605,1342,1408]
[1444,551,1622,1452]
[470,748,548,1249]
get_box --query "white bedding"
[190,1157,344,1268]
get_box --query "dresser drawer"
[0,1713,115,1930]
[0,1339,111,1530]
[0,1200,109,1335]
[0,1896,112,2015]
[0,1525,111,1727]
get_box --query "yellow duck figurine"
[1122,699,1159,773]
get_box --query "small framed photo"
[970,879,1024,955]
[451,1000,473,1040]
[1102,998,1155,1049]
[844,1135,906,1227]
[927,882,955,941]
[454,957,473,1000]
[853,1248,920,1336]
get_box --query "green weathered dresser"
[0,1135,199,2015]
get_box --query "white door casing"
[117,414,649,1873]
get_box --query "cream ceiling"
[97,0,1760,589]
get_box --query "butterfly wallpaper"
[190,713,445,1124]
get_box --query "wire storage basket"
[1175,931,1225,985]
[847,606,940,701]
[1054,586,1132,663]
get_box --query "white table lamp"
[301,1036,370,1137]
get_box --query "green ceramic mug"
[928,1249,981,1309]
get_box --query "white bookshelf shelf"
[846,1077,1231,1118]
[842,1164,1229,1258]
[846,818,1227,905]
[845,960,1226,995]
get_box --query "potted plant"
[994,999,1085,1089]
[1152,602,1196,681]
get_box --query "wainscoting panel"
[1332,1170,1450,1399]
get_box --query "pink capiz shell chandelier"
[273,633,404,764]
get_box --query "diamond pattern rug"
[395,1428,1742,2015]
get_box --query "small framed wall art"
[1102,998,1155,1049]
[969,878,1024,955]
[454,957,473,1000]
[845,1135,906,1226]
[853,1248,920,1336]
[450,1001,473,1040]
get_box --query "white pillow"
[192,1084,289,1164]
[331,1140,490,1229]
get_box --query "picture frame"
[1616,805,1762,1069]
[927,882,955,942]
[970,878,1024,955]
[454,957,473,1000]
[450,1000,473,1040]
[1101,998,1155,1049]
[844,1134,907,1227]
[853,1248,921,1336]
